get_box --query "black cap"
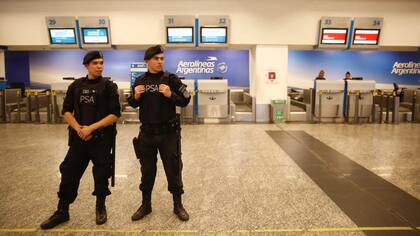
[144,45,164,60]
[83,51,103,65]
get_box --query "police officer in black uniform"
[40,51,121,229]
[129,45,191,221]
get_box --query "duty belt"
[141,118,180,135]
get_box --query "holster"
[168,115,181,131]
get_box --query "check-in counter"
[345,80,375,122]
[314,80,344,121]
[197,80,228,118]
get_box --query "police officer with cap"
[40,51,121,229]
[129,45,191,221]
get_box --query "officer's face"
[85,58,104,78]
[147,53,164,73]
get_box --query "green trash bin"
[271,99,287,123]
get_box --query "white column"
[253,45,288,122]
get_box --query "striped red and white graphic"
[353,29,379,45]
[321,29,347,44]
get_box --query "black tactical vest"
[72,76,111,125]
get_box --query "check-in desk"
[314,80,344,122]
[197,80,229,119]
[345,80,375,123]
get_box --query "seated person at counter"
[344,71,352,80]
[315,69,326,80]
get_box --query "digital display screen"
[320,28,348,45]
[82,28,109,44]
[49,28,77,44]
[353,29,380,45]
[200,27,227,43]
[167,27,194,43]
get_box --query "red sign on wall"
[268,72,276,81]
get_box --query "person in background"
[344,71,352,80]
[315,69,326,80]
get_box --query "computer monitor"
[48,28,77,44]
[82,27,109,44]
[167,27,194,44]
[320,28,348,45]
[353,29,380,45]
[200,27,227,43]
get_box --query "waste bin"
[271,99,287,123]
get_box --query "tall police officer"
[129,45,191,221]
[40,51,121,229]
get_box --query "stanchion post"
[34,91,40,123]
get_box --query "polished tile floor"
[0,123,419,235]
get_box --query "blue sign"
[130,62,148,86]
[289,50,420,86]
[9,49,249,88]
[165,49,249,87]
[202,35,226,43]
[168,35,193,43]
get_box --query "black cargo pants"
[57,131,112,203]
[134,129,184,195]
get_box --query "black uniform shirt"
[62,76,121,126]
[127,71,190,124]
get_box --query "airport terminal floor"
[0,123,419,236]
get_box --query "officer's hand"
[134,85,145,100]
[159,84,172,98]
[78,126,94,140]
[83,134,93,141]
[74,126,83,135]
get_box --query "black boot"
[96,196,107,225]
[173,194,189,221]
[131,192,152,221]
[40,199,70,229]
